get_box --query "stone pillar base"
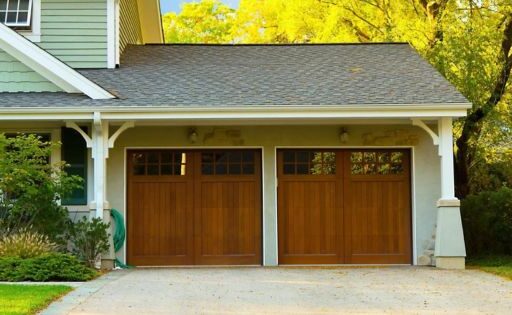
[101,258,115,270]
[436,257,465,269]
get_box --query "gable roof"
[0,23,114,99]
[0,43,469,108]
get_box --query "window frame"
[1,0,41,42]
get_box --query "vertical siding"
[119,0,143,54]
[0,48,62,92]
[38,0,108,68]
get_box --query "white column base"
[436,257,465,270]
[434,203,466,270]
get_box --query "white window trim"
[17,0,40,42]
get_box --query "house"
[0,0,470,269]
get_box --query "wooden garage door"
[127,150,262,266]
[278,149,411,265]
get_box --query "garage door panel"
[127,149,261,266]
[196,180,261,264]
[344,150,411,264]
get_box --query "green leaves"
[67,217,110,268]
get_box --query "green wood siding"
[120,0,143,54]
[38,0,108,69]
[0,48,62,92]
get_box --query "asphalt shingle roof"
[0,43,469,108]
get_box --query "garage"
[127,149,262,266]
[278,149,412,265]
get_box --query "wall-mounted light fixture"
[339,127,349,143]
[188,128,198,143]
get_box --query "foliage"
[163,0,236,43]
[162,0,512,196]
[68,217,110,268]
[461,187,512,256]
[0,133,81,243]
[0,253,97,282]
[467,256,512,280]
[0,284,72,315]
[0,229,57,259]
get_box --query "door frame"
[123,146,265,266]
[274,146,416,265]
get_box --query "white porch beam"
[92,112,109,218]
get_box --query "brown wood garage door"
[278,149,411,265]
[127,149,262,266]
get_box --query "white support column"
[91,112,109,219]
[435,117,466,269]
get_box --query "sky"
[160,0,240,14]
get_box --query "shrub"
[0,253,97,281]
[0,133,81,243]
[68,217,110,268]
[461,187,512,256]
[0,229,57,258]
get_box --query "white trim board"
[0,23,115,99]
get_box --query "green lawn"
[0,284,72,315]
[467,256,512,280]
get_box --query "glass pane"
[391,163,404,174]
[378,163,390,175]
[174,164,186,175]
[6,11,16,23]
[283,164,295,174]
[350,152,363,163]
[378,152,390,163]
[202,153,214,163]
[296,164,309,174]
[0,12,5,23]
[147,152,159,163]
[161,152,172,163]
[133,165,145,175]
[133,153,145,164]
[202,163,213,175]
[242,151,254,163]
[8,0,17,10]
[215,163,227,174]
[19,0,29,10]
[364,163,377,174]
[391,152,403,163]
[215,152,228,163]
[283,151,294,163]
[17,11,27,24]
[147,165,159,175]
[228,164,241,175]
[175,152,186,164]
[310,164,323,175]
[0,1,7,10]
[351,163,363,175]
[296,151,309,163]
[229,151,241,163]
[323,163,336,175]
[243,164,255,175]
[161,164,172,175]
[363,152,376,163]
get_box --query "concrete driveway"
[42,267,512,314]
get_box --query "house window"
[350,151,404,175]
[61,127,88,205]
[0,0,33,28]
[282,150,337,175]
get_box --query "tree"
[163,0,237,43]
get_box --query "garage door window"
[282,150,336,175]
[201,151,255,175]
[350,151,404,175]
[131,151,188,176]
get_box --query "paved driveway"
[42,267,512,314]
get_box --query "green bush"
[461,187,512,256]
[0,229,57,258]
[0,253,98,282]
[68,217,110,268]
[0,133,81,244]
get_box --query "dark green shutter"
[61,127,88,205]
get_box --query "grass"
[467,256,512,280]
[0,284,72,315]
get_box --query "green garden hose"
[110,208,131,269]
